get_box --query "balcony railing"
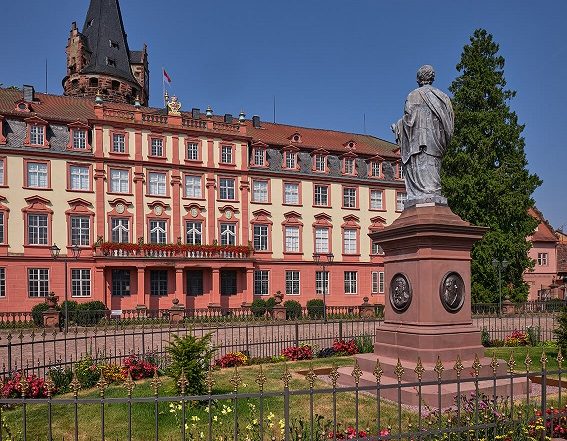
[94,242,253,259]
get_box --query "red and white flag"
[163,68,172,84]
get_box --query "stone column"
[136,268,146,310]
[209,268,221,308]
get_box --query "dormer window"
[254,148,265,166]
[109,40,119,49]
[289,132,302,143]
[106,58,116,67]
[87,19,94,28]
[30,125,44,146]
[285,151,296,169]
[72,129,87,149]
[344,158,355,175]
[89,77,99,87]
[397,162,404,180]
[347,141,355,149]
[371,161,381,177]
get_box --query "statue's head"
[417,65,435,86]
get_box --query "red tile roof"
[0,88,398,157]
[528,207,558,242]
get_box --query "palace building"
[0,0,405,313]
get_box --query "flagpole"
[162,66,166,107]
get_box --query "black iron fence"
[0,352,565,440]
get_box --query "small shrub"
[354,336,374,354]
[317,347,336,358]
[166,333,215,395]
[1,372,48,398]
[270,355,286,363]
[556,307,567,355]
[490,339,504,347]
[215,352,248,368]
[250,298,267,317]
[284,300,302,320]
[46,365,73,394]
[332,339,358,356]
[526,326,541,346]
[74,354,101,388]
[31,303,52,327]
[75,301,107,326]
[99,363,126,383]
[504,330,528,347]
[306,299,325,319]
[123,354,158,380]
[481,327,491,347]
[282,344,313,361]
[265,297,276,313]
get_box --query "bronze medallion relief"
[439,271,465,313]
[389,273,412,313]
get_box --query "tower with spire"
[62,0,149,105]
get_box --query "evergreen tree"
[441,29,541,303]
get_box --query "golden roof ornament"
[167,95,182,115]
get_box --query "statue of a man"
[392,65,454,207]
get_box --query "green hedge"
[284,300,302,320]
[306,299,325,319]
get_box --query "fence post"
[7,338,12,371]
[338,321,343,341]
[294,323,299,347]
[245,324,250,356]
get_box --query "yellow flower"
[213,416,218,422]
[267,412,275,421]
[191,415,201,422]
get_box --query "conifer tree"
[441,29,541,303]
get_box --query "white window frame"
[70,165,90,191]
[186,142,199,161]
[371,161,381,177]
[344,271,357,294]
[151,138,164,157]
[219,178,235,200]
[71,269,91,297]
[148,172,167,196]
[284,183,299,205]
[252,180,268,203]
[110,169,129,193]
[537,253,549,266]
[315,154,326,172]
[28,214,48,245]
[285,226,300,252]
[370,189,383,210]
[27,162,48,188]
[285,151,296,169]
[220,223,236,246]
[253,224,269,251]
[221,145,233,164]
[285,270,300,295]
[184,175,202,198]
[28,268,49,297]
[254,270,269,296]
[112,133,125,153]
[315,227,329,253]
[314,185,328,206]
[70,216,90,246]
[343,229,357,254]
[111,218,130,243]
[396,192,407,211]
[315,271,329,295]
[343,187,356,208]
[0,161,4,186]
[0,268,5,297]
[149,220,167,244]
[72,129,87,149]
[0,213,4,244]
[30,125,45,145]
[253,148,264,166]
[344,158,355,175]
[186,221,202,245]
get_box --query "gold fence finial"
[454,354,464,378]
[230,366,242,392]
[524,351,532,372]
[329,363,340,387]
[507,352,516,374]
[351,359,363,386]
[394,358,404,382]
[281,363,292,388]
[255,364,267,391]
[374,359,383,383]
[414,357,425,382]
[434,356,444,380]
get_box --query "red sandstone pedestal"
[338,204,529,407]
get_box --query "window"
[253,225,269,251]
[186,221,202,245]
[150,138,164,157]
[109,40,119,49]
[0,160,4,186]
[106,58,116,67]
[111,218,129,243]
[221,145,233,164]
[0,268,4,297]
[252,180,268,203]
[372,242,384,255]
[28,268,49,297]
[314,154,326,172]
[220,223,236,245]
[112,269,130,296]
[72,130,87,149]
[27,162,48,188]
[0,213,4,244]
[150,270,168,295]
[343,187,357,208]
[344,158,355,175]
[186,142,199,161]
[28,214,48,245]
[343,229,357,254]
[315,227,329,253]
[398,163,404,179]
[372,271,385,294]
[396,192,407,211]
[370,190,383,210]
[314,185,329,206]
[70,165,90,191]
[148,172,167,196]
[219,178,235,200]
[71,216,90,246]
[112,134,126,153]
[371,162,381,177]
[110,169,129,193]
[149,220,167,244]
[184,175,202,198]
[285,151,296,169]
[71,269,91,297]
[220,270,237,296]
[30,125,45,145]
[186,270,204,296]
[254,270,269,295]
[315,271,329,295]
[344,271,357,294]
[285,271,300,295]
[538,253,549,266]
[285,226,300,252]
[253,148,264,166]
[284,183,299,204]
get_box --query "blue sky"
[2,1,565,228]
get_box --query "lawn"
[484,345,563,373]
[1,357,412,441]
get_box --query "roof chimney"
[192,108,200,119]
[252,115,261,128]
[224,114,233,124]
[23,85,35,102]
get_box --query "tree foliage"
[441,29,541,303]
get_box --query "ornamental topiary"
[284,300,302,320]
